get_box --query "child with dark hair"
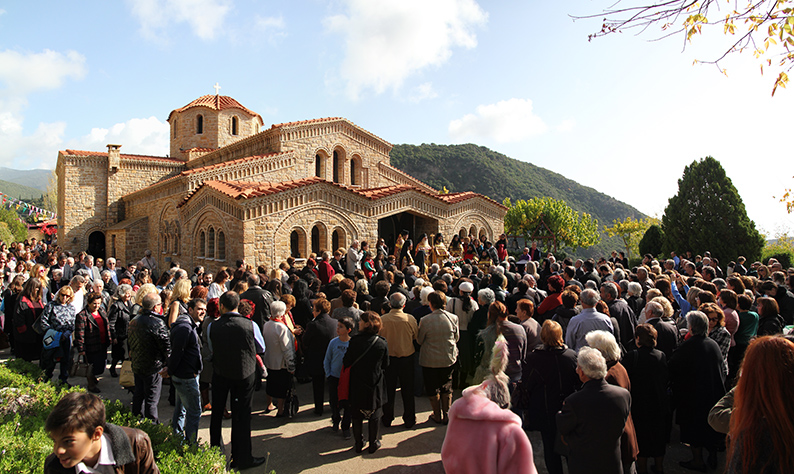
[324,317,354,439]
[44,392,159,473]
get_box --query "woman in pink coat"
[441,336,537,474]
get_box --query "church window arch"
[315,152,328,179]
[310,223,327,255]
[231,116,238,136]
[332,227,346,251]
[217,231,226,260]
[470,225,477,239]
[333,151,340,183]
[198,231,206,258]
[290,228,307,258]
[208,227,215,259]
[197,114,204,134]
[332,147,346,184]
[173,233,180,255]
[350,155,362,186]
[163,234,169,256]
[173,119,177,138]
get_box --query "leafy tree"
[578,0,794,94]
[504,197,600,253]
[662,156,764,263]
[603,216,657,261]
[639,224,665,257]
[0,207,27,243]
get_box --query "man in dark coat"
[207,291,266,470]
[600,282,638,350]
[557,346,631,474]
[643,301,679,360]
[668,310,726,471]
[128,293,170,423]
[303,298,338,415]
[239,274,273,331]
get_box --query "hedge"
[0,359,229,474]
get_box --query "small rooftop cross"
[213,82,221,95]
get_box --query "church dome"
[167,94,263,124]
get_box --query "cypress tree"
[662,156,764,263]
[639,224,664,257]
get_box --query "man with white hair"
[565,289,613,352]
[346,240,362,277]
[557,346,631,474]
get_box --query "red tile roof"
[179,178,506,210]
[182,151,292,176]
[270,117,344,128]
[167,95,263,123]
[62,149,183,164]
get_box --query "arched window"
[197,114,204,134]
[290,230,301,258]
[350,158,358,186]
[163,234,169,256]
[315,154,324,178]
[332,151,340,183]
[218,231,226,260]
[231,116,238,136]
[332,228,345,251]
[198,231,206,257]
[173,234,179,254]
[311,226,320,255]
[208,227,215,259]
[173,119,177,138]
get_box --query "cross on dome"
[213,82,221,95]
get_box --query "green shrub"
[0,361,227,474]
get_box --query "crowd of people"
[2,233,794,473]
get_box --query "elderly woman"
[623,324,670,474]
[669,311,726,471]
[586,330,639,472]
[517,320,579,474]
[343,311,389,453]
[446,281,478,387]
[107,283,133,377]
[13,277,45,362]
[699,302,731,378]
[263,300,296,417]
[442,335,538,474]
[418,291,459,424]
[40,286,77,385]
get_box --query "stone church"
[57,93,506,271]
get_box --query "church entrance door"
[88,231,106,260]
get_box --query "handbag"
[69,353,93,378]
[119,360,135,388]
[284,376,299,418]
[338,336,379,402]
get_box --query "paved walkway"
[2,348,727,473]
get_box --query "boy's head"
[46,392,106,469]
[337,317,354,338]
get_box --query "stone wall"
[57,153,108,254]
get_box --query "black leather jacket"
[128,310,171,375]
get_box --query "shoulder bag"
[338,336,379,402]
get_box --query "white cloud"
[0,49,86,96]
[0,49,86,169]
[127,0,231,41]
[71,116,170,157]
[556,119,575,132]
[407,82,438,103]
[448,98,548,143]
[255,15,287,43]
[324,0,487,99]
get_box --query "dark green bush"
[0,361,227,474]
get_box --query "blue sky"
[1,0,792,236]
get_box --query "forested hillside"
[390,143,646,258]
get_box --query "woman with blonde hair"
[165,279,191,327]
[31,263,51,302]
[40,285,76,385]
[700,302,730,378]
